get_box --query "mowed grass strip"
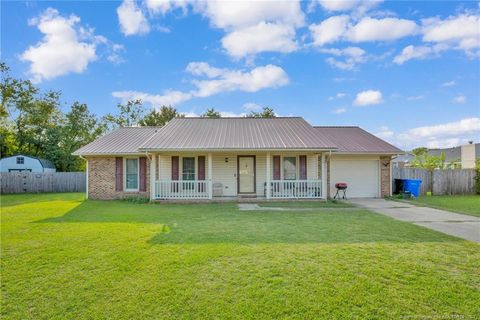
[406,195,480,217]
[258,200,352,208]
[1,193,479,319]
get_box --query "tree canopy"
[246,107,276,118]
[201,108,221,118]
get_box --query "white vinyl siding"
[155,152,319,197]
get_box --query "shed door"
[330,159,379,198]
[238,156,255,194]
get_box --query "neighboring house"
[392,153,415,168]
[427,142,478,168]
[0,154,56,173]
[428,146,462,168]
[73,117,402,200]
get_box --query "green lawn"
[407,195,480,217]
[258,200,352,208]
[1,193,479,319]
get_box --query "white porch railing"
[269,180,322,199]
[154,180,211,199]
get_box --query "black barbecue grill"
[334,182,347,200]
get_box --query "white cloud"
[328,92,347,100]
[347,17,418,42]
[396,118,480,149]
[197,0,305,30]
[243,102,262,111]
[452,95,467,104]
[20,8,110,83]
[394,14,480,64]
[380,118,480,149]
[221,22,297,58]
[315,0,382,15]
[113,62,289,107]
[191,63,289,97]
[141,0,304,58]
[393,44,446,64]
[310,16,417,47]
[321,46,367,70]
[219,111,247,117]
[332,107,347,114]
[353,90,383,106]
[422,14,480,57]
[406,95,424,101]
[309,15,349,46]
[442,80,456,87]
[112,90,192,107]
[117,0,150,36]
[375,126,394,139]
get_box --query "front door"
[238,156,256,194]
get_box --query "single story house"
[0,154,56,173]
[73,117,402,201]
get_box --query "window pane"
[126,159,138,189]
[182,157,195,181]
[283,157,296,180]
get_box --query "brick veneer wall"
[87,157,150,200]
[380,156,391,197]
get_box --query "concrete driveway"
[349,198,480,243]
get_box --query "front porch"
[149,152,327,201]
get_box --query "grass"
[258,200,352,208]
[1,193,479,319]
[406,195,480,217]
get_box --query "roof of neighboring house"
[140,117,338,150]
[428,146,461,162]
[72,127,161,155]
[313,126,403,154]
[1,154,56,169]
[392,153,415,163]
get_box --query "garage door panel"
[330,160,379,198]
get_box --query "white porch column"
[208,153,213,199]
[150,154,157,201]
[321,153,327,199]
[266,152,271,199]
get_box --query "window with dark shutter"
[299,155,307,180]
[115,157,123,191]
[198,156,206,180]
[273,155,280,180]
[139,157,147,192]
[171,156,179,180]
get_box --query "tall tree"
[46,102,106,171]
[201,108,221,118]
[246,107,276,118]
[139,106,184,126]
[103,99,145,128]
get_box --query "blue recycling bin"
[403,179,422,198]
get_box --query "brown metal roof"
[73,120,403,156]
[73,127,160,155]
[140,117,337,150]
[313,126,403,153]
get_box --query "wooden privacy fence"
[1,172,86,194]
[392,168,476,195]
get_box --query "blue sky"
[2,0,479,150]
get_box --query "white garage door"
[330,160,380,198]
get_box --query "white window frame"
[282,156,298,180]
[179,156,197,181]
[124,157,140,192]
